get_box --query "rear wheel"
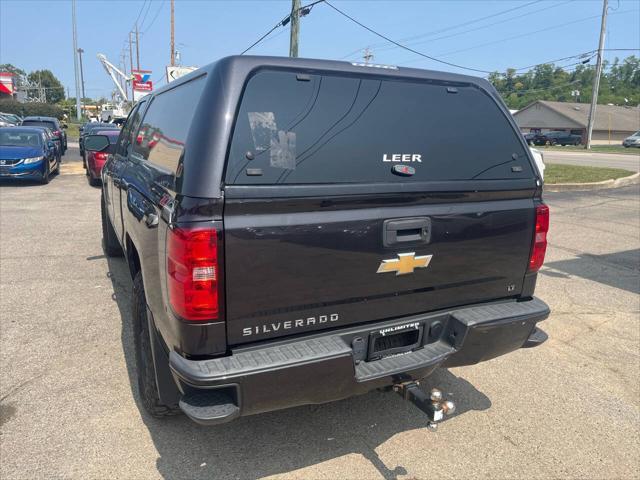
[133,272,181,418]
[101,193,123,257]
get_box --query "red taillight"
[167,227,219,321]
[94,152,108,161]
[52,130,60,137]
[528,204,549,272]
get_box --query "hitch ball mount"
[394,382,456,431]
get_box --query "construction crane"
[97,53,129,102]
[96,53,130,122]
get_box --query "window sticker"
[247,112,276,152]
[270,130,296,170]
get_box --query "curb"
[544,172,640,192]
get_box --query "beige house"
[513,100,639,144]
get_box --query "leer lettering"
[383,154,422,163]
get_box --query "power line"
[339,0,547,60]
[132,0,148,31]
[514,51,597,72]
[142,0,165,33]
[367,0,575,58]
[431,9,635,59]
[324,0,494,74]
[240,21,284,55]
[138,0,154,30]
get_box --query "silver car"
[623,131,640,148]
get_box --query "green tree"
[27,69,65,104]
[490,55,639,110]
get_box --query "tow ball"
[394,382,456,431]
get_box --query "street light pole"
[129,32,135,102]
[77,48,86,101]
[71,0,81,120]
[585,0,608,150]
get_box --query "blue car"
[0,127,60,183]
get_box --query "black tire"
[54,158,61,175]
[132,272,181,418]
[101,193,123,257]
[40,161,50,184]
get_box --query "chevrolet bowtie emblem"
[376,252,433,276]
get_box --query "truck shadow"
[543,248,640,294]
[106,255,491,480]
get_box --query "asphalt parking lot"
[1,146,639,480]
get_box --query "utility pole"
[170,0,175,66]
[77,48,86,101]
[71,0,81,120]
[585,0,608,150]
[129,32,135,101]
[363,47,373,65]
[289,0,300,57]
[135,23,141,70]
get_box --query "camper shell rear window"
[225,70,533,185]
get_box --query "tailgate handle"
[383,217,431,246]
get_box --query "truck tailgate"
[224,189,536,344]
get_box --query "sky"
[1,0,639,100]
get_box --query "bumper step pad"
[179,390,240,426]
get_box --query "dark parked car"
[80,122,119,161]
[21,116,67,153]
[523,132,536,145]
[533,130,582,146]
[84,130,119,186]
[101,56,549,426]
[0,127,60,183]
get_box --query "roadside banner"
[132,69,152,101]
[166,66,197,83]
[0,72,15,96]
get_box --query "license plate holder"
[367,322,424,361]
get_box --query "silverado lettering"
[242,314,340,336]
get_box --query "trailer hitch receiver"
[394,382,455,430]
